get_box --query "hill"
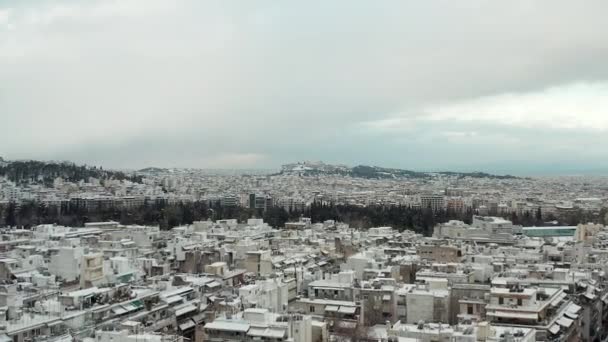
[280,162,518,180]
[0,159,143,186]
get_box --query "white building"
[48,246,84,283]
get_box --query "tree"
[535,207,543,223]
[5,202,16,227]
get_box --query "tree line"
[0,200,601,234]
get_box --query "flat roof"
[205,320,250,332]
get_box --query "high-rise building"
[420,194,445,211]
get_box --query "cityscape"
[3,1,608,342]
[0,158,607,342]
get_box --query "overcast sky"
[2,1,608,173]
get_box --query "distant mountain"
[351,165,428,179]
[280,162,518,180]
[0,159,143,186]
[138,167,169,173]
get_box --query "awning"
[556,317,574,328]
[487,311,537,320]
[338,306,357,315]
[91,304,110,313]
[248,327,267,336]
[111,306,128,315]
[567,303,582,314]
[336,320,357,330]
[584,293,597,300]
[179,320,196,331]
[122,303,138,313]
[192,312,206,323]
[248,327,286,339]
[382,295,391,301]
[205,281,221,288]
[131,300,144,308]
[325,305,339,312]
[47,320,63,327]
[263,328,286,339]
[175,304,197,317]
[164,295,183,305]
[550,293,567,307]
[564,311,578,319]
[549,324,561,335]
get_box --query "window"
[499,297,504,305]
[517,298,522,306]
[467,306,473,315]
[309,306,315,313]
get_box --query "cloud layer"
[2,0,608,172]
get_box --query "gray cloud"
[1,0,608,171]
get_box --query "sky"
[2,0,608,174]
